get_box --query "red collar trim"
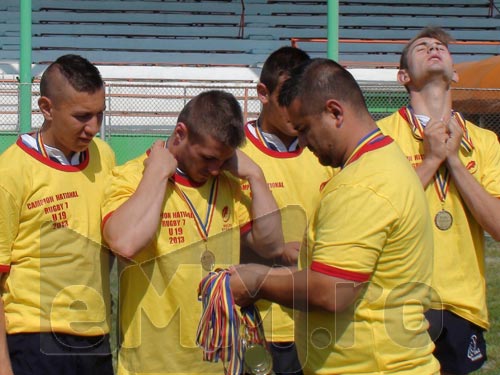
[398,106,410,122]
[245,121,303,158]
[17,135,90,172]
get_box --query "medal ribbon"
[34,130,85,164]
[171,176,218,242]
[196,270,266,375]
[35,131,49,159]
[343,128,391,168]
[255,119,280,151]
[403,106,474,203]
[404,106,474,153]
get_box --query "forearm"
[447,156,500,240]
[415,157,441,188]
[104,169,168,258]
[246,171,283,258]
[258,268,308,311]
[257,268,360,313]
[0,298,13,375]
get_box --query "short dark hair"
[40,54,104,97]
[260,46,310,94]
[279,58,368,115]
[400,26,454,70]
[178,90,245,148]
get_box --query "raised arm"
[224,149,284,259]
[103,141,177,258]
[415,118,449,188]
[445,119,500,240]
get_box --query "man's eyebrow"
[413,40,445,49]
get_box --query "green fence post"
[19,0,32,134]
[327,0,339,61]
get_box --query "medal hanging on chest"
[405,108,475,232]
[433,165,453,231]
[171,176,219,270]
[196,270,274,375]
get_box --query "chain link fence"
[1,80,499,163]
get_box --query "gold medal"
[435,210,453,231]
[244,343,273,375]
[200,250,216,271]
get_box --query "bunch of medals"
[197,269,274,375]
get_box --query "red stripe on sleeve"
[311,261,371,282]
[240,221,252,236]
[0,264,11,273]
[101,211,114,232]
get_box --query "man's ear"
[38,96,53,121]
[172,122,188,145]
[256,83,270,105]
[397,69,411,85]
[325,99,343,127]
[452,70,459,84]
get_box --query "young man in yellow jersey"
[230,58,440,375]
[0,55,115,375]
[377,27,500,375]
[239,46,333,375]
[102,90,283,375]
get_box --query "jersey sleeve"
[311,184,399,282]
[0,185,18,272]
[101,155,146,226]
[477,128,500,198]
[225,173,252,235]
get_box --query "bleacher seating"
[0,0,499,68]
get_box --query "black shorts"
[7,332,114,375]
[425,309,487,375]
[269,341,303,375]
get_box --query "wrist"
[446,154,463,169]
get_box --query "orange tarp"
[452,56,500,113]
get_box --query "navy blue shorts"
[425,309,487,375]
[7,332,114,375]
[269,341,303,375]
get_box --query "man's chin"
[191,174,209,184]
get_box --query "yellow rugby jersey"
[102,152,252,375]
[0,136,115,336]
[298,135,439,375]
[240,121,334,343]
[378,109,500,329]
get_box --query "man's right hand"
[143,140,177,180]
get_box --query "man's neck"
[257,117,296,150]
[38,127,75,161]
[409,83,454,122]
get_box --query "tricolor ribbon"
[403,106,474,203]
[171,176,219,242]
[34,130,85,164]
[36,131,49,159]
[254,119,279,151]
[196,270,267,375]
[342,128,392,168]
[404,106,474,153]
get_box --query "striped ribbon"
[254,119,279,152]
[404,106,474,153]
[196,269,266,375]
[404,106,474,203]
[342,128,391,168]
[171,176,218,242]
[36,131,49,159]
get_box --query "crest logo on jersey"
[222,206,230,222]
[466,160,477,174]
